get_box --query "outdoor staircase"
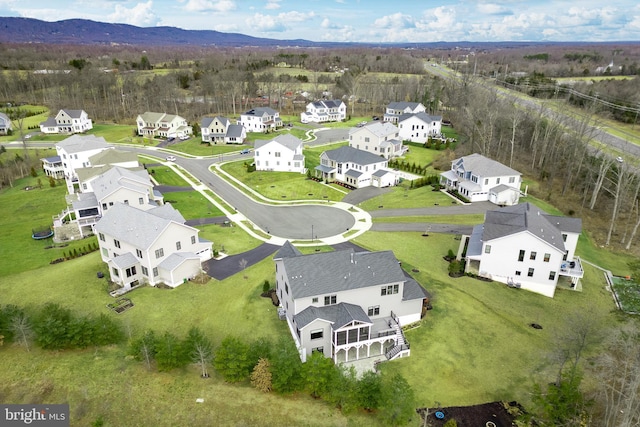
[385,319,410,360]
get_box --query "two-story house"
[39,109,93,134]
[136,112,192,139]
[440,153,522,206]
[54,135,112,194]
[201,116,246,144]
[348,122,404,160]
[254,134,306,173]
[383,102,426,124]
[397,112,443,143]
[237,107,282,133]
[0,112,12,135]
[463,203,583,297]
[300,99,347,124]
[274,242,430,363]
[315,146,397,188]
[94,202,212,293]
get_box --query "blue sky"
[2,0,640,42]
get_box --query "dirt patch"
[418,401,523,427]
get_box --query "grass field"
[610,276,640,313]
[162,191,224,219]
[359,185,455,210]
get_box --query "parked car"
[166,137,175,143]
[240,148,251,155]
[165,155,176,162]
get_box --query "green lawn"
[610,276,640,313]
[89,123,135,142]
[148,165,191,186]
[163,191,224,219]
[372,214,484,224]
[168,138,246,156]
[195,223,263,255]
[359,185,455,211]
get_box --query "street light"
[311,224,314,242]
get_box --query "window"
[381,284,399,296]
[126,266,137,277]
[312,297,318,303]
[518,250,525,262]
[275,152,281,158]
[562,234,567,242]
[496,178,501,184]
[312,347,324,354]
[484,245,491,254]
[549,271,556,280]
[484,178,489,185]
[124,200,129,205]
[141,266,148,276]
[528,268,535,277]
[99,233,105,242]
[101,248,108,257]
[310,329,323,340]
[112,267,119,277]
[324,295,337,305]
[348,329,358,343]
[336,331,346,345]
[530,251,537,261]
[191,236,196,245]
[544,253,551,262]
[82,183,87,190]
[368,306,380,316]
[285,283,289,294]
[176,241,181,250]
[136,249,143,258]
[152,267,158,277]
[114,239,121,249]
[139,197,144,205]
[359,327,369,341]
[509,176,516,183]
[155,248,164,259]
[515,270,521,276]
[365,137,370,142]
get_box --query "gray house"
[274,242,430,364]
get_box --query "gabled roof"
[398,112,443,124]
[323,146,387,166]
[226,124,245,138]
[387,101,424,111]
[482,203,581,251]
[274,241,303,260]
[255,133,303,151]
[138,112,184,123]
[242,107,278,117]
[201,116,230,128]
[71,192,98,210]
[56,135,111,154]
[349,121,398,137]
[88,149,138,166]
[40,117,58,127]
[282,248,408,299]
[95,202,189,250]
[310,99,344,109]
[294,302,371,330]
[454,153,520,178]
[158,252,200,271]
[91,167,151,201]
[58,109,86,118]
[110,252,138,269]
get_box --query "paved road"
[203,242,280,281]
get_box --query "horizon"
[1,0,639,44]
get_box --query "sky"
[1,0,640,43]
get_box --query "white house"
[440,153,522,206]
[348,121,404,159]
[136,112,192,139]
[274,242,430,363]
[254,134,306,173]
[54,135,112,194]
[300,99,346,124]
[315,146,397,188]
[94,202,212,292]
[237,107,282,133]
[463,203,583,298]
[39,109,93,134]
[383,102,426,124]
[201,116,246,144]
[397,112,443,143]
[0,112,12,135]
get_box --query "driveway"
[203,242,280,281]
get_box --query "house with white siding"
[254,134,305,173]
[94,202,212,292]
[383,102,426,124]
[397,112,443,143]
[274,242,430,363]
[40,109,93,134]
[136,112,192,139]
[0,112,12,135]
[348,122,404,159]
[315,146,397,188]
[54,135,112,194]
[440,153,522,206]
[237,107,282,133]
[201,116,246,144]
[300,99,346,124]
[463,203,583,298]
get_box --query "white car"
[166,155,176,162]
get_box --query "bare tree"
[10,313,33,352]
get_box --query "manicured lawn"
[0,105,49,141]
[89,123,135,142]
[169,138,246,156]
[195,223,263,255]
[220,160,346,202]
[147,165,191,186]
[359,186,455,211]
[372,214,484,224]
[163,191,224,219]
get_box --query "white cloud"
[245,10,315,33]
[476,3,512,16]
[374,13,415,29]
[109,1,160,27]
[265,0,281,10]
[183,0,236,12]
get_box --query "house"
[440,153,522,206]
[54,135,112,194]
[136,112,192,139]
[300,99,347,124]
[463,203,583,298]
[201,116,246,144]
[254,134,306,173]
[0,112,11,135]
[237,107,282,133]
[383,102,426,124]
[315,146,397,188]
[41,156,64,179]
[94,202,212,292]
[397,112,443,143]
[348,122,405,160]
[274,242,430,363]
[39,109,93,134]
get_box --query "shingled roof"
[294,302,371,330]
[322,146,387,166]
[454,153,520,178]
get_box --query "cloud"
[245,10,315,33]
[265,0,281,10]
[476,3,513,16]
[183,0,236,12]
[374,13,415,30]
[109,1,160,26]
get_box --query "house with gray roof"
[136,112,192,139]
[274,242,430,364]
[383,101,426,124]
[300,99,346,124]
[55,134,112,194]
[39,109,93,134]
[463,202,583,297]
[254,134,305,173]
[349,121,405,159]
[0,112,12,135]
[398,112,443,143]
[94,202,212,292]
[315,145,397,188]
[440,153,522,206]
[201,116,246,144]
[237,107,282,133]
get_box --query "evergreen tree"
[270,336,303,393]
[356,370,383,411]
[378,373,416,425]
[301,351,338,398]
[213,336,253,382]
[155,331,187,371]
[129,330,158,370]
[250,358,272,392]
